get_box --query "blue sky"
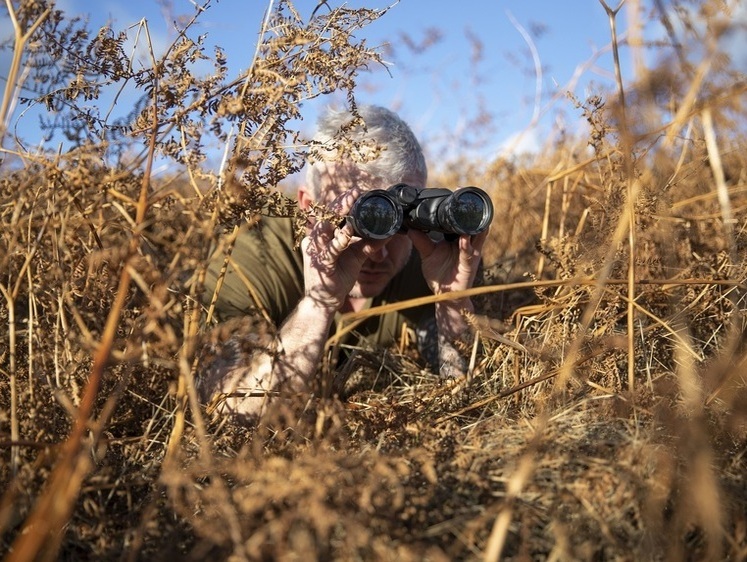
[2,0,745,168]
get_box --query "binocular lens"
[349,191,402,239]
[451,191,487,232]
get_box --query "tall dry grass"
[1,1,746,560]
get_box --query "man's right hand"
[300,188,387,310]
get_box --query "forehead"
[316,161,423,203]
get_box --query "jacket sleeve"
[202,217,305,326]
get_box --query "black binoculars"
[347,183,493,240]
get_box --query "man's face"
[306,162,423,299]
[350,229,412,299]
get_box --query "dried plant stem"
[701,108,736,265]
[205,227,240,326]
[671,325,724,560]
[625,0,645,80]
[503,10,543,159]
[235,0,276,150]
[436,340,618,424]
[0,286,18,477]
[665,117,695,192]
[1,210,50,478]
[664,56,713,147]
[553,178,642,394]
[483,454,534,561]
[700,108,745,410]
[599,0,627,112]
[625,196,636,392]
[171,284,246,549]
[25,258,34,401]
[165,125,245,466]
[600,0,637,392]
[6,92,160,562]
[546,149,613,183]
[335,276,746,339]
[167,244,213,465]
[558,174,578,240]
[0,1,50,139]
[537,180,554,278]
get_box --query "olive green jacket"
[202,216,436,352]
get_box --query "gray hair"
[305,105,427,199]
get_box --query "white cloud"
[497,127,542,158]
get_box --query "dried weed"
[1,1,746,561]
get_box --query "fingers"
[327,223,353,263]
[459,239,476,268]
[460,229,489,261]
[307,221,355,268]
[411,229,486,267]
[407,228,436,259]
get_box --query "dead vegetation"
[1,0,746,560]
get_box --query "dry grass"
[1,1,747,560]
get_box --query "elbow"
[197,354,277,423]
[195,316,281,424]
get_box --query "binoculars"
[347,183,493,239]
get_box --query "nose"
[367,243,389,263]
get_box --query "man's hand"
[301,188,388,310]
[409,228,489,378]
[273,188,391,391]
[408,229,488,297]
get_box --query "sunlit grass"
[1,1,746,560]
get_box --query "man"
[197,104,488,420]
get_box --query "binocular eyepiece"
[347,183,493,240]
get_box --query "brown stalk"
[537,178,554,279]
[0,209,50,478]
[0,286,17,478]
[702,108,738,270]
[600,0,637,393]
[436,342,619,425]
[164,1,282,471]
[5,77,160,562]
[483,454,535,561]
[331,276,746,348]
[0,1,50,139]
